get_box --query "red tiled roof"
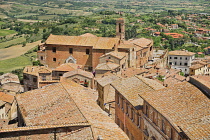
[112,76,165,107]
[23,66,52,76]
[140,82,210,140]
[45,34,120,50]
[55,63,82,71]
[0,92,14,104]
[16,81,129,139]
[169,50,195,56]
[164,33,183,38]
[63,69,93,79]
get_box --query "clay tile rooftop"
[95,62,120,70]
[111,76,165,107]
[190,63,204,69]
[63,69,93,79]
[23,66,52,76]
[100,51,126,60]
[54,63,82,71]
[139,81,210,140]
[14,81,128,139]
[96,74,120,87]
[45,34,120,50]
[169,50,195,56]
[0,91,14,104]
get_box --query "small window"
[145,105,149,116]
[180,63,182,65]
[52,47,56,53]
[120,97,123,110]
[174,57,177,59]
[33,77,37,82]
[184,63,188,66]
[42,76,46,81]
[137,115,141,127]
[117,96,120,106]
[185,57,188,60]
[53,58,56,62]
[180,57,182,60]
[40,56,43,60]
[185,69,187,71]
[170,128,173,140]
[174,62,177,65]
[162,120,165,133]
[69,48,73,54]
[125,103,128,115]
[59,73,63,76]
[86,49,90,55]
[169,62,172,65]
[169,57,172,59]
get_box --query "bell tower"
[116,18,125,41]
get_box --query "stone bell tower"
[116,18,125,41]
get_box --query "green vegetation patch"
[0,55,32,73]
[0,29,16,36]
[0,37,26,49]
[0,21,5,25]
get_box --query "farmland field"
[0,55,32,73]
[0,40,41,61]
[0,37,26,49]
[0,29,16,36]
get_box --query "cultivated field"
[0,29,16,36]
[0,55,31,73]
[0,37,26,49]
[0,40,41,61]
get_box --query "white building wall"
[168,55,194,75]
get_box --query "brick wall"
[45,45,92,68]
[115,91,143,140]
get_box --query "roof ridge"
[135,76,156,90]
[60,83,89,124]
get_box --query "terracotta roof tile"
[62,81,129,139]
[189,63,204,69]
[100,51,126,60]
[0,92,14,104]
[129,38,153,47]
[45,34,120,50]
[122,68,147,78]
[80,33,97,37]
[112,76,164,107]
[63,69,93,79]
[169,50,195,56]
[23,66,51,76]
[54,63,82,71]
[96,74,120,87]
[16,83,88,126]
[95,62,120,70]
[139,82,210,140]
[15,81,128,139]
[191,75,210,87]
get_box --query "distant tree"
[22,42,26,47]
[34,28,39,34]
[33,60,43,66]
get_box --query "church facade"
[38,18,153,71]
